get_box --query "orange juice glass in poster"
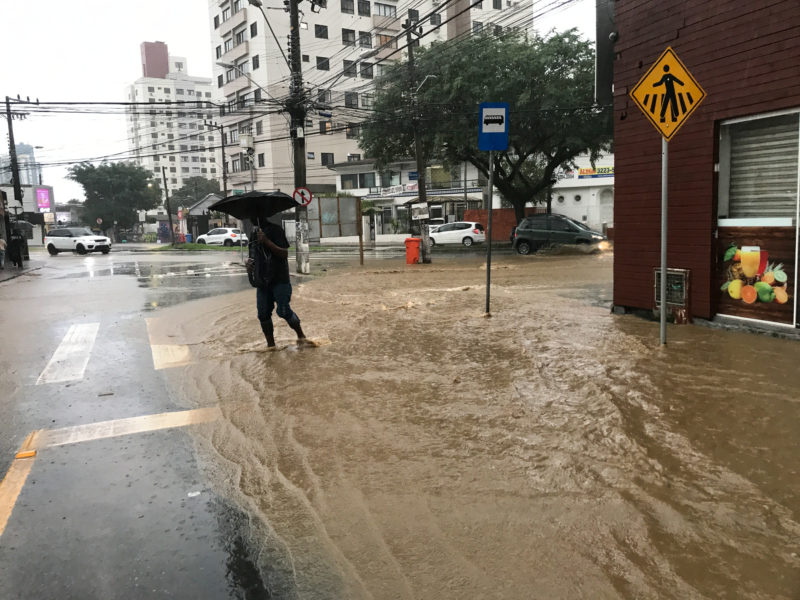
[741,246,760,278]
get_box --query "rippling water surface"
[156,252,799,599]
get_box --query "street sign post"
[630,47,706,344]
[293,187,312,207]
[478,102,510,316]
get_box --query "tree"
[68,162,160,229]
[169,176,221,207]
[360,30,612,223]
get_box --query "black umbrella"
[208,190,300,226]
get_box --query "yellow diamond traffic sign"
[630,47,706,141]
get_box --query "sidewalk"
[0,257,45,283]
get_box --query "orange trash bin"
[404,237,421,264]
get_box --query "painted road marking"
[0,408,220,538]
[36,323,100,385]
[39,407,220,447]
[146,317,192,370]
[0,431,41,537]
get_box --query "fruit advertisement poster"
[717,228,796,325]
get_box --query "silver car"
[428,221,485,247]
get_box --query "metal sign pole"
[660,137,668,345]
[485,150,494,315]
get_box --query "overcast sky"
[0,0,594,203]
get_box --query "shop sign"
[35,187,51,212]
[578,166,614,179]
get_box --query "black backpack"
[248,239,275,288]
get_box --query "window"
[347,154,361,161]
[147,86,155,92]
[358,0,370,15]
[377,34,396,48]
[257,153,265,167]
[232,157,241,172]
[250,22,258,37]
[473,0,482,7]
[374,3,396,16]
[344,92,358,108]
[170,167,176,173]
[316,56,330,70]
[182,167,190,173]
[360,62,373,79]
[235,28,246,45]
[358,31,372,48]
[306,118,313,128]
[341,0,354,13]
[319,120,332,134]
[214,15,220,28]
[341,174,359,189]
[169,156,176,162]
[256,120,263,135]
[224,37,233,52]
[343,60,356,77]
[168,144,175,150]
[254,89,262,101]
[342,29,355,45]
[361,93,374,107]
[430,13,441,26]
[473,21,483,33]
[163,88,171,94]
[151,133,158,139]
[252,55,260,70]
[718,112,800,220]
[321,152,334,166]
[232,0,242,13]
[346,123,360,139]
[315,24,328,38]
[493,24,502,35]
[359,172,376,188]
[318,90,332,104]
[493,0,501,8]
[302,54,310,62]
[180,144,188,151]
[175,61,184,71]
[192,156,200,163]
[172,178,178,184]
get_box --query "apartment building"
[207,0,518,195]
[125,42,219,191]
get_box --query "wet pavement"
[1,247,799,598]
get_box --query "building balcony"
[219,7,248,37]
[222,75,251,98]
[372,15,402,31]
[221,40,249,65]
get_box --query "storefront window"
[341,174,359,189]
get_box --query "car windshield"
[68,227,94,236]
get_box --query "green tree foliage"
[67,162,160,229]
[169,176,221,207]
[360,30,612,222]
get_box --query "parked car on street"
[44,227,112,255]
[429,221,485,247]
[512,214,606,255]
[195,227,248,246]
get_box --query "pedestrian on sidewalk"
[7,229,24,269]
[0,236,6,269]
[246,222,306,348]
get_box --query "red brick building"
[613,1,799,328]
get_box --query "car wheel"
[197,239,206,244]
[76,244,88,255]
[516,240,532,255]
[223,239,233,247]
[47,244,59,256]
[101,248,110,254]
[462,237,473,247]
[429,238,436,247]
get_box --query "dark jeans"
[256,282,300,337]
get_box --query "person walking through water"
[653,64,684,123]
[246,220,306,348]
[7,229,25,269]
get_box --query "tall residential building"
[125,42,218,192]
[0,143,42,187]
[206,0,520,195]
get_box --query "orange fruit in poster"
[733,249,741,261]
[761,271,775,285]
[774,287,789,304]
[741,285,757,304]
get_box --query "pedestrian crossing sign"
[630,47,706,141]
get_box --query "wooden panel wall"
[613,0,800,319]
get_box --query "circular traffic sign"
[96,218,103,225]
[293,187,312,206]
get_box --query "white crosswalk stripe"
[36,323,100,385]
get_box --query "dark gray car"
[512,214,606,254]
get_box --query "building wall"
[613,0,800,319]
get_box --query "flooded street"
[152,251,799,599]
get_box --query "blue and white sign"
[478,102,509,151]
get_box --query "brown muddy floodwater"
[154,250,800,599]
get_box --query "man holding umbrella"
[248,221,306,347]
[209,191,307,348]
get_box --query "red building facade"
[613,1,800,327]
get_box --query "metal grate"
[654,268,690,308]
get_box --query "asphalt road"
[0,250,269,599]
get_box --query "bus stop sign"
[478,102,509,151]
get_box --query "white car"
[428,221,486,247]
[45,227,112,255]
[195,227,248,246]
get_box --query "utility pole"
[204,119,229,197]
[161,166,175,245]
[5,97,24,215]
[404,13,431,264]
[288,0,310,274]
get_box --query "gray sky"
[1,0,593,204]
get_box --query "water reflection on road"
[153,252,799,599]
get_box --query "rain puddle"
[155,252,799,599]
